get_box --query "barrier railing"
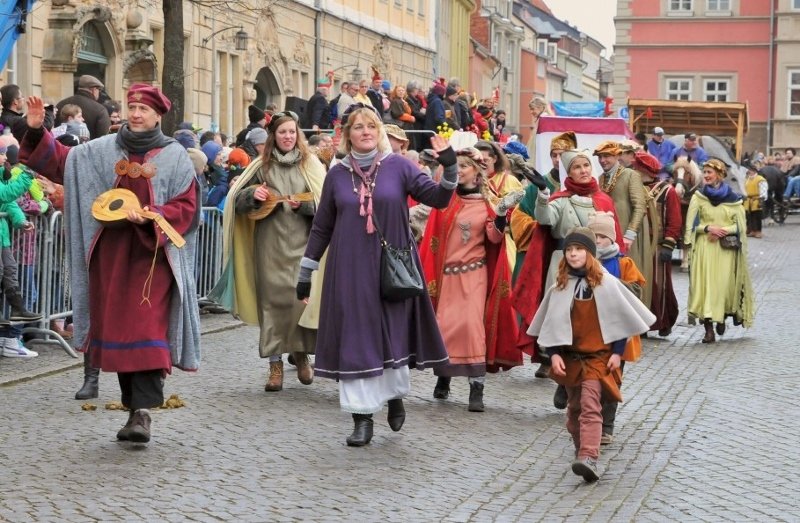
[2,206,227,358]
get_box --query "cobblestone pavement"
[1,218,799,522]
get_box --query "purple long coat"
[304,153,454,380]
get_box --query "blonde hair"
[338,107,392,155]
[555,252,604,290]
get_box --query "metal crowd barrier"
[2,206,227,358]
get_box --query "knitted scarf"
[115,123,174,154]
[348,148,380,234]
[701,182,741,206]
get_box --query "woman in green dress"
[683,159,754,343]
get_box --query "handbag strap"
[370,209,415,250]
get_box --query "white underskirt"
[339,367,410,414]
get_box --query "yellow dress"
[683,191,754,326]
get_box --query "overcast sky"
[545,0,618,56]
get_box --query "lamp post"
[202,21,249,132]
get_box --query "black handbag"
[719,234,742,250]
[373,214,425,301]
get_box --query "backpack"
[328,94,341,122]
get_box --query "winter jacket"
[55,90,110,139]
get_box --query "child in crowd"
[587,211,646,446]
[51,104,89,142]
[0,142,42,358]
[527,227,654,482]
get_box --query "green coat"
[0,166,32,247]
[683,191,754,327]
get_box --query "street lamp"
[202,26,249,51]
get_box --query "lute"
[91,188,186,248]
[247,191,314,220]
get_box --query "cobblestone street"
[1,218,799,522]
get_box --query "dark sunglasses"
[341,102,381,126]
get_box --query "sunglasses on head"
[341,103,381,125]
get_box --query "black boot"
[6,288,43,321]
[433,376,451,399]
[75,352,99,400]
[346,414,373,447]
[387,398,405,432]
[554,384,568,410]
[468,381,485,412]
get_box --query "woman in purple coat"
[296,104,458,447]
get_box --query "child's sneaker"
[2,338,38,358]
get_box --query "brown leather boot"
[292,352,313,385]
[702,320,715,344]
[264,361,284,392]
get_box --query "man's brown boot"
[292,352,313,385]
[265,360,284,392]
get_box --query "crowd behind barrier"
[1,207,226,358]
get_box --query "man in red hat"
[19,84,201,445]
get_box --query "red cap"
[127,83,172,115]
[633,150,661,175]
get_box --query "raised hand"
[26,96,46,130]
[429,133,449,153]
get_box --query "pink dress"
[434,196,503,377]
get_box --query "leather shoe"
[715,322,726,336]
[346,414,373,447]
[127,409,151,443]
[116,411,135,441]
[658,327,672,337]
[571,457,599,482]
[534,363,550,378]
[387,398,405,432]
[553,384,568,410]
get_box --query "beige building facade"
[2,0,442,137]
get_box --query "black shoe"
[715,322,726,336]
[116,411,135,441]
[127,409,152,443]
[433,376,451,399]
[571,458,599,482]
[534,363,551,379]
[554,384,568,410]
[658,327,672,337]
[387,399,405,432]
[702,321,715,344]
[468,382,484,412]
[346,414,373,447]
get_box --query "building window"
[790,70,800,117]
[5,44,17,85]
[418,0,425,15]
[536,39,547,57]
[394,0,402,7]
[492,31,500,57]
[407,0,414,11]
[668,0,693,13]
[794,0,800,9]
[707,0,730,10]
[666,78,692,100]
[704,78,729,102]
[547,42,557,64]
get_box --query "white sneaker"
[2,338,38,358]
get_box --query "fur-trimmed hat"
[503,140,529,160]
[384,124,408,142]
[587,211,617,243]
[550,131,577,152]
[563,227,597,257]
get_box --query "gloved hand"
[296,281,311,301]
[659,246,673,263]
[296,256,319,301]
[495,189,525,216]
[435,146,457,168]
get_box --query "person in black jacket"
[235,105,267,147]
[55,75,110,140]
[302,85,331,137]
[424,83,447,135]
[0,85,54,142]
[405,81,427,152]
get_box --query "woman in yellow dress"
[683,159,754,343]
